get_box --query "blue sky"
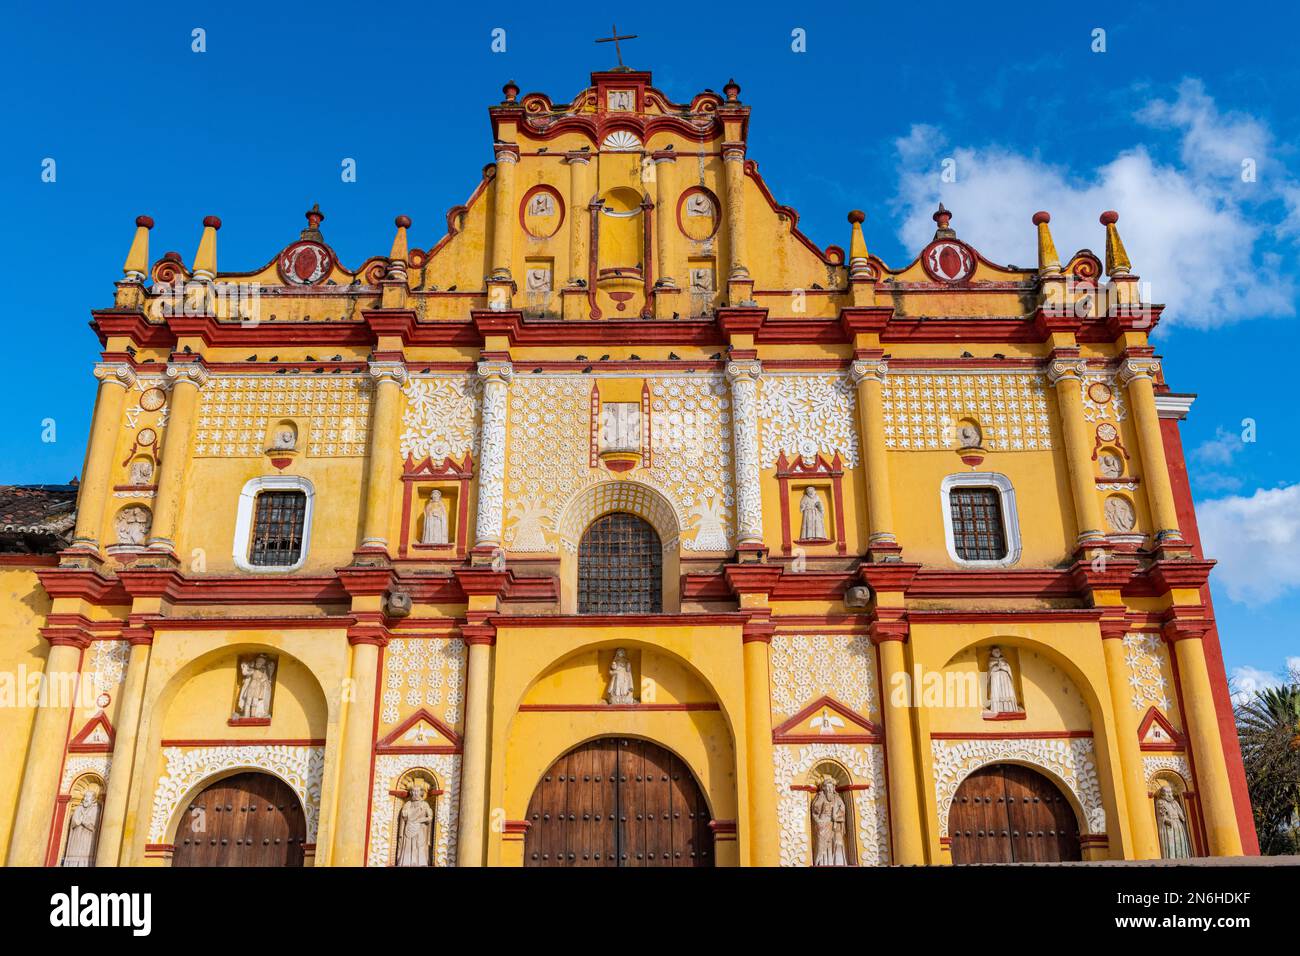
[1,2,1296,683]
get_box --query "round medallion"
[520,186,564,239]
[137,427,158,447]
[96,692,111,710]
[677,187,720,241]
[139,387,166,412]
[922,240,975,283]
[277,240,334,286]
[1087,381,1113,405]
[1096,422,1118,443]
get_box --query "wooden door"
[948,764,1081,864]
[172,771,306,867]
[524,738,712,867]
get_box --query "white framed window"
[232,475,315,573]
[939,472,1022,568]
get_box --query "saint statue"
[1098,453,1124,478]
[605,648,636,705]
[525,267,551,292]
[234,654,275,720]
[799,487,827,540]
[395,780,434,867]
[810,777,848,866]
[129,458,153,485]
[421,490,448,545]
[985,646,1020,714]
[114,506,151,547]
[62,790,100,867]
[1154,783,1192,859]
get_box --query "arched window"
[578,512,662,614]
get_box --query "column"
[473,360,513,551]
[873,622,926,864]
[332,632,382,865]
[71,363,136,551]
[6,636,86,866]
[457,627,494,866]
[741,623,779,866]
[94,632,152,866]
[565,153,590,285]
[147,363,208,554]
[1169,628,1244,855]
[652,152,677,287]
[726,360,764,549]
[1046,354,1107,549]
[490,146,518,280]
[850,357,899,558]
[722,145,749,280]
[1101,631,1160,858]
[1120,355,1184,547]
[359,360,407,553]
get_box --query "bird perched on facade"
[245,355,257,362]
[961,351,974,358]
[709,352,721,360]
[629,354,641,360]
[581,365,592,373]
[598,354,610,361]
[668,352,680,360]
[125,345,136,357]
[268,355,278,362]
[576,354,587,361]
[532,367,543,374]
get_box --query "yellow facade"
[0,67,1254,868]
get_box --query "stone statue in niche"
[1105,496,1136,533]
[686,193,713,218]
[600,403,640,454]
[1155,783,1192,859]
[607,90,634,111]
[689,268,713,293]
[114,506,151,547]
[233,653,276,720]
[956,422,981,448]
[61,790,100,867]
[527,193,554,217]
[985,646,1021,715]
[799,486,827,540]
[810,777,848,866]
[270,427,296,451]
[129,458,153,486]
[421,490,449,545]
[1098,453,1124,478]
[605,648,636,705]
[525,267,552,293]
[395,779,434,867]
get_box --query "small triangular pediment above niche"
[1137,706,1185,752]
[376,708,462,754]
[772,695,881,744]
[68,712,115,753]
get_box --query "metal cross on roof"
[595,25,638,68]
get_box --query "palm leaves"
[1236,683,1300,854]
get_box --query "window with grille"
[249,491,308,567]
[948,487,1007,561]
[578,512,662,614]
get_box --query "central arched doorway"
[524,737,713,867]
[949,764,1082,863]
[172,771,307,867]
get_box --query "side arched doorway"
[949,764,1081,864]
[172,771,307,867]
[524,738,712,867]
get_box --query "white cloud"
[1231,664,1284,703]
[1193,426,1245,467]
[890,80,1298,328]
[1198,484,1300,604]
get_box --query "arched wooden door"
[949,764,1081,864]
[172,771,306,867]
[524,737,712,867]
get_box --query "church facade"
[0,68,1256,867]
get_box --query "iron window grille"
[249,490,307,567]
[948,487,1008,562]
[578,512,662,614]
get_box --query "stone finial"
[848,210,872,279]
[1100,211,1131,276]
[387,215,411,283]
[192,216,221,282]
[301,203,325,242]
[502,80,519,104]
[1032,211,1061,276]
[122,215,154,283]
[932,203,956,239]
[723,79,741,103]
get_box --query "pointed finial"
[1032,211,1061,276]
[932,203,955,239]
[723,79,741,103]
[301,204,325,241]
[1100,210,1131,276]
[387,215,411,283]
[192,216,221,282]
[848,210,872,279]
[122,215,154,283]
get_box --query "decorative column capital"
[1118,356,1160,385]
[722,144,746,163]
[164,362,210,388]
[725,359,762,384]
[849,358,888,386]
[494,145,520,166]
[562,151,591,165]
[476,359,514,385]
[367,360,408,387]
[93,362,137,390]
[1046,356,1089,385]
